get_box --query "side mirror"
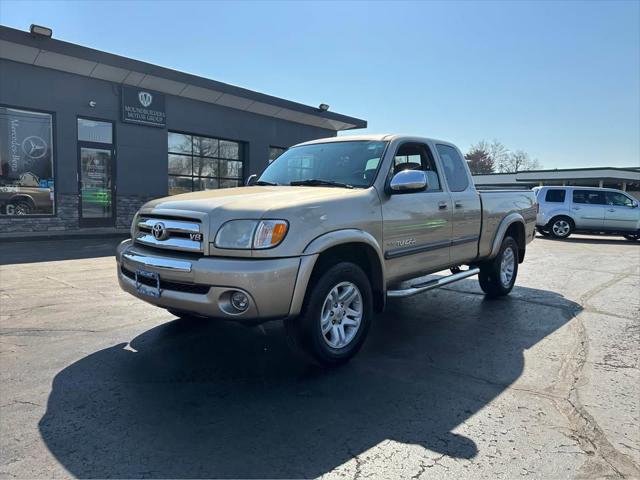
[246,174,258,186]
[632,201,639,208]
[390,170,428,193]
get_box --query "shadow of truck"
[39,281,580,478]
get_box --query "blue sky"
[1,0,638,169]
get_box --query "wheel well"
[9,195,35,207]
[310,242,385,312]
[505,222,526,263]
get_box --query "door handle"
[455,202,463,208]
[572,207,580,210]
[438,202,447,210]
[608,209,615,212]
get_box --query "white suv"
[534,186,640,241]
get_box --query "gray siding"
[0,58,337,232]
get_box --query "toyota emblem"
[152,222,167,241]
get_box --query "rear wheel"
[479,236,519,298]
[285,262,373,367]
[549,217,573,239]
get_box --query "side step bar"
[387,267,480,298]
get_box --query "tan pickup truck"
[117,135,536,366]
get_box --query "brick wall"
[0,194,154,235]
[116,195,155,229]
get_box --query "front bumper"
[116,239,302,320]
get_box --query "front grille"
[135,216,204,253]
[121,266,210,295]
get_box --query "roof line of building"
[474,167,640,176]
[0,25,367,131]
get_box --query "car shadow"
[38,282,581,478]
[535,234,638,246]
[0,237,126,265]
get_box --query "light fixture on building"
[88,100,97,108]
[29,24,53,38]
[318,103,330,112]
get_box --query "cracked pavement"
[0,235,638,479]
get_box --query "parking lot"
[0,235,638,479]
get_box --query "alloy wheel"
[320,281,363,349]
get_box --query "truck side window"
[572,190,606,205]
[606,192,634,207]
[436,144,469,192]
[545,189,566,203]
[393,143,441,191]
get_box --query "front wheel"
[478,236,519,298]
[285,262,373,367]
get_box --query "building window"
[168,132,243,195]
[0,107,54,216]
[77,118,114,222]
[269,146,286,163]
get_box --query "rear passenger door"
[571,190,605,229]
[604,191,639,231]
[381,142,452,283]
[435,143,482,264]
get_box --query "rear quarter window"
[544,189,566,203]
[436,144,469,192]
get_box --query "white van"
[533,186,639,241]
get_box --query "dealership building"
[0,25,366,236]
[473,167,640,199]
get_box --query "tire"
[623,234,640,241]
[536,226,550,237]
[549,216,573,239]
[479,236,519,298]
[285,262,373,367]
[9,199,33,215]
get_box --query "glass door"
[77,119,115,227]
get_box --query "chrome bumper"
[116,239,302,320]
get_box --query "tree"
[464,139,508,174]
[497,150,541,173]
[465,143,495,174]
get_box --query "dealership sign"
[121,86,166,127]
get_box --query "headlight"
[215,220,257,249]
[214,219,288,249]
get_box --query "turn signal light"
[253,220,288,249]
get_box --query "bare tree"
[497,150,541,173]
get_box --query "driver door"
[381,142,452,284]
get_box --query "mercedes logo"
[22,136,48,159]
[138,91,153,108]
[152,222,167,241]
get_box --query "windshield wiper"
[290,179,354,189]
[255,180,278,186]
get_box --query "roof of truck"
[295,134,456,147]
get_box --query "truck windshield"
[258,141,388,188]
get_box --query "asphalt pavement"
[0,235,638,479]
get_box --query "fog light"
[230,291,249,312]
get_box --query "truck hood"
[141,185,366,217]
